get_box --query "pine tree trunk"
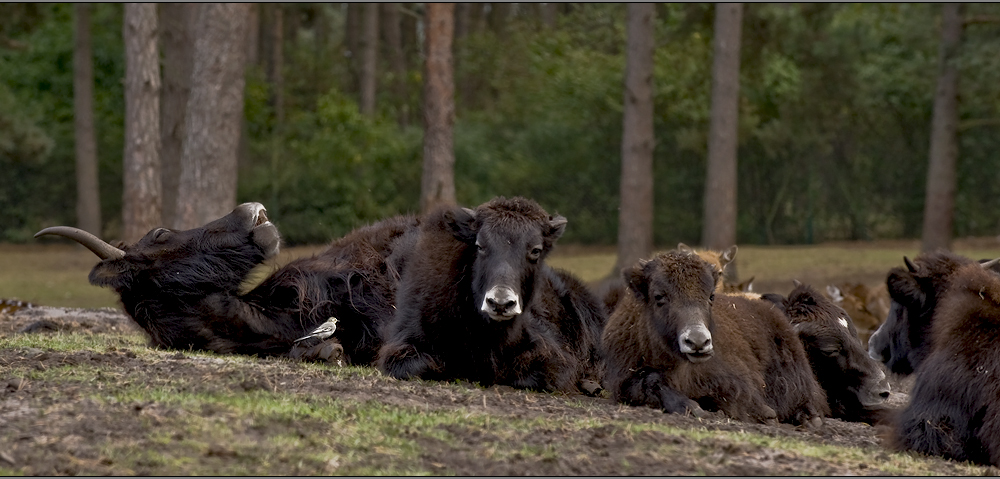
[420,3,456,214]
[701,2,743,280]
[382,3,408,127]
[921,3,964,253]
[122,2,161,242]
[175,3,250,229]
[159,3,195,229]
[359,3,379,116]
[613,3,656,274]
[74,3,102,236]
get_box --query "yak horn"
[34,226,126,260]
[982,257,1000,270]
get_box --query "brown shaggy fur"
[601,250,829,425]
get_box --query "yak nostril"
[486,298,515,313]
[685,337,711,351]
[879,390,890,399]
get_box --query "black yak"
[766,282,891,423]
[601,250,828,425]
[891,261,1000,465]
[377,196,605,394]
[36,202,420,364]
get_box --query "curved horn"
[34,226,126,260]
[903,256,917,273]
[982,257,1000,270]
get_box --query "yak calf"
[602,250,828,425]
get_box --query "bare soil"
[1,304,994,475]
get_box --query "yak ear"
[546,214,568,241]
[88,258,136,290]
[720,245,738,267]
[761,293,787,314]
[444,207,478,244]
[624,264,649,303]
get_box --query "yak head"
[867,251,998,375]
[776,281,891,418]
[625,250,719,363]
[444,196,566,322]
[37,202,280,300]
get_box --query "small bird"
[295,317,339,343]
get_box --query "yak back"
[245,214,420,365]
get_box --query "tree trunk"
[701,3,743,280]
[420,3,456,214]
[382,3,408,127]
[359,3,379,116]
[159,3,195,230]
[122,3,161,243]
[245,3,260,66]
[175,3,250,230]
[344,2,362,96]
[270,4,284,123]
[540,3,558,28]
[488,2,512,38]
[74,3,101,236]
[921,3,964,253]
[612,3,656,275]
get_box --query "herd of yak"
[33,196,1000,466]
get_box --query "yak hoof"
[290,338,345,366]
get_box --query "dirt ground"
[2,303,995,475]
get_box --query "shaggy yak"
[825,282,889,347]
[601,249,829,425]
[865,251,1000,465]
[377,196,606,394]
[763,282,891,424]
[867,250,1000,375]
[36,202,420,365]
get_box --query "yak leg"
[620,368,706,417]
[378,342,443,380]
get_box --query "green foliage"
[240,87,422,245]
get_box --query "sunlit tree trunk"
[74,3,102,236]
[420,3,456,214]
[159,2,195,229]
[175,3,250,229]
[122,3,161,242]
[612,3,656,275]
[701,2,743,281]
[359,3,379,116]
[921,3,964,253]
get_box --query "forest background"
[2,3,999,251]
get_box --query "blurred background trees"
[2,3,1000,249]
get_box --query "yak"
[36,202,420,364]
[867,250,1000,375]
[377,196,606,394]
[601,249,828,425]
[891,261,1000,465]
[765,282,891,424]
[825,282,889,347]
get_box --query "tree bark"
[921,3,964,253]
[612,3,656,275]
[420,3,456,214]
[344,3,362,96]
[175,3,250,230]
[122,3,161,242]
[159,3,195,230]
[701,3,743,280]
[245,3,260,66]
[270,4,284,123]
[74,3,102,236]
[359,3,379,116]
[382,3,408,127]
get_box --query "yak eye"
[152,228,170,243]
[709,293,716,302]
[653,293,666,304]
[821,348,840,358]
[475,241,485,253]
[528,246,543,261]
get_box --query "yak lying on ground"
[601,249,828,425]
[36,202,419,364]
[866,250,1000,375]
[892,261,1000,465]
[377,197,605,394]
[764,282,891,424]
